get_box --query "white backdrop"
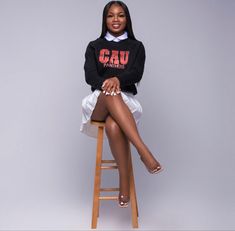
[0,0,235,230]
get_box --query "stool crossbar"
[90,121,139,229]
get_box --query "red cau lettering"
[99,49,129,65]
[120,51,129,65]
[99,49,109,63]
[109,50,119,64]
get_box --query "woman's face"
[106,4,127,37]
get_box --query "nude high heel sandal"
[140,156,163,174]
[118,194,130,208]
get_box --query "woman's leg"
[90,92,109,122]
[91,92,161,171]
[105,116,130,205]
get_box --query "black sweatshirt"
[84,37,145,95]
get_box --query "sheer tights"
[91,92,161,197]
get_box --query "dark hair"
[100,1,136,40]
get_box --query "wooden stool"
[90,121,139,229]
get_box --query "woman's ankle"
[119,180,130,197]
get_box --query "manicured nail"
[103,90,106,94]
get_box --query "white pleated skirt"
[80,89,143,138]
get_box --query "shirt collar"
[105,31,128,42]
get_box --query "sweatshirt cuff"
[116,75,124,87]
[96,79,104,90]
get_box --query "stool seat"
[90,120,139,229]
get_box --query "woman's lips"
[112,24,121,29]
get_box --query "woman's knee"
[102,93,123,106]
[105,116,122,137]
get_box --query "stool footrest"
[101,165,118,169]
[99,196,118,200]
[101,160,116,163]
[100,187,119,192]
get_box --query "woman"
[80,1,163,208]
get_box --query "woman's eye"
[107,14,125,18]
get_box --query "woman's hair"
[99,1,136,40]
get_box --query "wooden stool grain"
[90,121,139,229]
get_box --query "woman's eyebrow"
[108,11,125,14]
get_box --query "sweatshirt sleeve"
[116,42,145,87]
[84,42,103,89]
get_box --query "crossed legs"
[106,116,130,207]
[91,92,162,206]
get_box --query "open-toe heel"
[118,194,130,208]
[140,156,163,174]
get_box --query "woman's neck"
[108,31,125,37]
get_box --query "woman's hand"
[102,77,121,96]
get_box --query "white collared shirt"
[104,31,128,42]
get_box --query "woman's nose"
[113,15,119,21]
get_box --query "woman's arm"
[84,42,104,90]
[116,42,146,87]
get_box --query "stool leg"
[91,126,104,229]
[129,153,139,217]
[128,143,139,228]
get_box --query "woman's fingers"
[103,80,113,92]
[110,86,117,96]
[102,80,109,94]
[102,78,121,96]
[102,80,109,90]
[116,85,121,94]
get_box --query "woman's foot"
[140,155,163,174]
[118,193,130,208]
[118,181,130,208]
